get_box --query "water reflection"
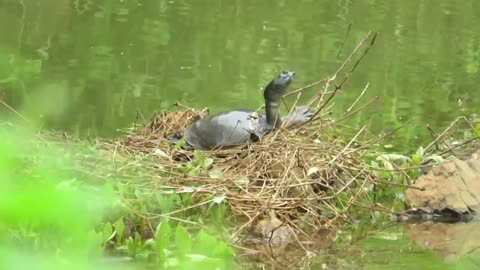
[326,220,480,270]
[235,218,480,269]
[240,228,334,269]
[405,220,480,263]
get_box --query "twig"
[337,23,352,59]
[329,125,367,165]
[334,96,378,123]
[0,99,30,123]
[424,116,469,152]
[346,83,369,113]
[438,136,480,156]
[345,119,413,154]
[307,31,377,122]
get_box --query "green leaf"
[193,150,205,162]
[213,195,226,204]
[475,122,480,137]
[140,202,148,214]
[208,169,222,178]
[143,239,156,251]
[134,231,142,248]
[411,154,421,165]
[114,218,126,244]
[194,231,217,256]
[415,146,424,160]
[187,165,202,176]
[126,236,136,257]
[103,222,114,242]
[156,193,173,213]
[175,136,187,149]
[87,230,104,255]
[175,225,192,255]
[212,241,234,259]
[155,222,172,257]
[234,177,250,186]
[163,138,171,149]
[203,158,214,169]
[134,189,143,199]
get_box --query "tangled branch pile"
[101,32,381,247]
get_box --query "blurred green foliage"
[0,128,235,269]
[0,128,110,269]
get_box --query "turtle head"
[263,70,295,102]
[263,70,295,128]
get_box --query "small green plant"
[370,146,444,208]
[475,116,480,137]
[176,150,215,176]
[100,218,235,269]
[373,146,443,180]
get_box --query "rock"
[254,216,294,248]
[405,150,480,215]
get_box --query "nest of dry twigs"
[97,32,383,248]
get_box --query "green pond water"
[1,0,480,269]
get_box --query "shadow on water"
[404,219,480,265]
[223,217,480,269]
[239,228,334,269]
[303,219,480,270]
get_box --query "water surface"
[1,0,478,147]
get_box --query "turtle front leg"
[282,105,314,127]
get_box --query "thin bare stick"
[330,125,367,165]
[438,136,480,156]
[308,32,377,122]
[345,119,413,154]
[334,96,379,123]
[424,116,470,152]
[346,83,369,113]
[373,179,425,190]
[0,99,30,123]
[337,23,353,59]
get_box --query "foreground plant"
[0,127,235,270]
